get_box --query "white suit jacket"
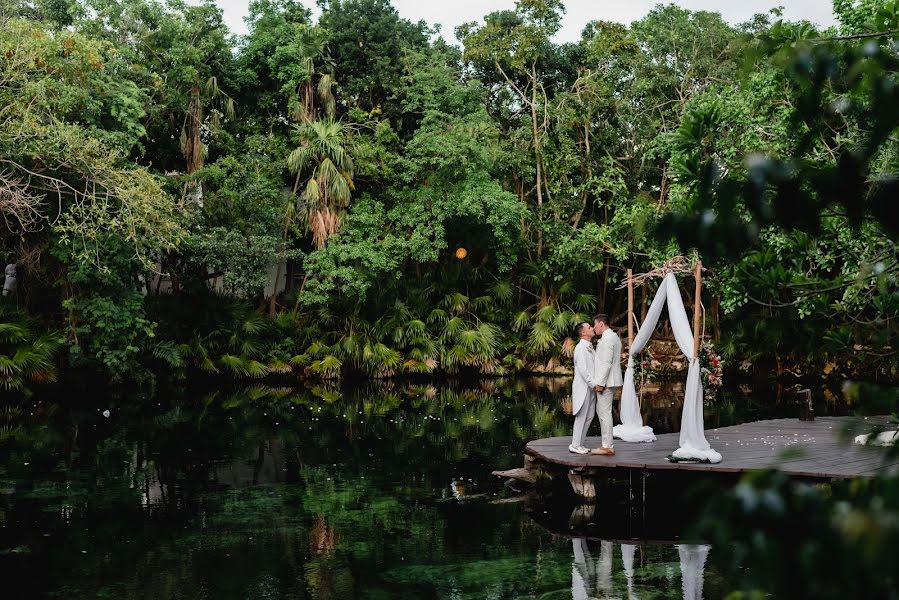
[572,338,597,415]
[595,328,623,388]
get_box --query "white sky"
[216,0,839,41]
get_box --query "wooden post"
[568,469,597,500]
[693,261,702,359]
[797,389,814,421]
[627,268,634,349]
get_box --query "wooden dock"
[523,416,898,480]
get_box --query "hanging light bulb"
[454,247,468,259]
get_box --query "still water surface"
[0,378,846,598]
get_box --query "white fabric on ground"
[614,356,658,442]
[671,359,721,462]
[854,430,899,446]
[678,544,711,600]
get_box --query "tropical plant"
[149,291,296,380]
[0,308,62,395]
[287,118,356,249]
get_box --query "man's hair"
[593,313,610,327]
[574,322,591,337]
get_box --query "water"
[0,378,848,598]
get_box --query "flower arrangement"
[632,344,656,389]
[699,342,724,403]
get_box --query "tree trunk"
[186,84,204,174]
[570,117,592,230]
[600,256,611,311]
[268,208,293,318]
[184,83,204,206]
[531,63,543,211]
[530,62,544,260]
[291,272,310,317]
[155,261,164,296]
[641,286,647,323]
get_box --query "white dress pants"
[572,391,595,449]
[573,388,615,449]
[597,387,615,449]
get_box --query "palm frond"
[0,323,28,344]
[244,360,270,378]
[220,354,249,377]
[528,321,556,353]
[512,310,531,332]
[536,304,556,323]
[489,280,514,306]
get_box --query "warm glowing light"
[454,247,467,259]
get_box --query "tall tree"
[457,0,565,223]
[317,0,429,128]
[82,0,236,178]
[287,119,355,250]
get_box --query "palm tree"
[290,25,336,123]
[181,76,235,205]
[268,25,339,317]
[0,309,62,394]
[287,118,355,249]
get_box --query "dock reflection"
[526,480,719,599]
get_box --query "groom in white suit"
[592,313,623,456]
[569,321,598,454]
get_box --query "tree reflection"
[0,377,806,598]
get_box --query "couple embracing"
[570,314,623,456]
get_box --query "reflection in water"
[0,377,828,598]
[571,538,613,599]
[679,544,711,600]
[622,543,636,598]
[530,467,722,600]
[570,539,712,600]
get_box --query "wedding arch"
[612,258,722,463]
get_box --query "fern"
[153,341,185,367]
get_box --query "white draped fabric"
[613,273,666,443]
[854,430,899,446]
[678,544,711,600]
[615,272,722,463]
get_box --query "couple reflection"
[570,538,710,600]
[571,538,614,600]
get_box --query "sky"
[214,0,840,41]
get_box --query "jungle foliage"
[2,2,899,596]
[0,0,896,388]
